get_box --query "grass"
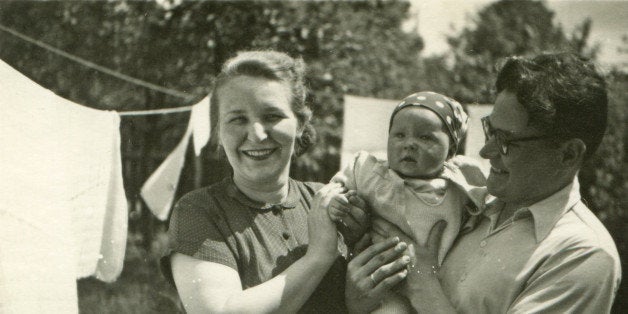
[78,232,184,314]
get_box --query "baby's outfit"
[332,151,487,313]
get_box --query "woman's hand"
[336,191,370,247]
[345,234,411,313]
[306,182,345,262]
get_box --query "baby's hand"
[328,191,353,223]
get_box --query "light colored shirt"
[439,178,622,313]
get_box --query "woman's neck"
[232,175,289,204]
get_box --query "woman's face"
[217,75,300,186]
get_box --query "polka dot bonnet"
[389,91,469,156]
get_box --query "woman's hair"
[495,52,608,161]
[209,50,316,157]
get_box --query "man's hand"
[345,235,410,313]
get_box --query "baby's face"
[387,107,450,178]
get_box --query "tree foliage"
[0,0,424,185]
[435,0,598,103]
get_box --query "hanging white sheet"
[140,95,210,220]
[0,60,127,313]
[191,96,210,156]
[140,118,193,221]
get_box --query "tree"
[438,0,596,103]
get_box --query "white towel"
[140,118,193,221]
[191,96,210,156]
[0,60,127,312]
[94,119,128,283]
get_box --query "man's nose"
[479,137,499,159]
[247,122,268,142]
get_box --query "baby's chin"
[392,166,443,180]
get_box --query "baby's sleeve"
[447,155,489,215]
[330,151,376,190]
[330,152,359,190]
[449,155,487,186]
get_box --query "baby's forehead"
[392,106,443,124]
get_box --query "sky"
[409,0,628,69]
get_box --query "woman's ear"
[295,118,307,142]
[560,138,586,169]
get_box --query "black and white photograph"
[1,0,626,313]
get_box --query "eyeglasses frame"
[481,116,552,155]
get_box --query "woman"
[161,50,370,313]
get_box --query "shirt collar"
[226,177,298,212]
[471,177,581,242]
[527,177,581,242]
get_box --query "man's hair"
[495,52,608,160]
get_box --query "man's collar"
[476,177,581,242]
[527,177,581,242]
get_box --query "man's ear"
[559,138,586,168]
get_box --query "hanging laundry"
[140,119,193,221]
[341,95,398,167]
[94,125,128,283]
[191,95,211,156]
[0,60,127,313]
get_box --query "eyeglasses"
[481,116,551,155]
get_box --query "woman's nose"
[247,122,268,142]
[479,137,499,159]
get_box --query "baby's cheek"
[422,143,449,164]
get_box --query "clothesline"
[0,23,199,101]
[117,105,194,116]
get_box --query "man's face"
[480,91,562,207]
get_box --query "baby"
[330,91,487,313]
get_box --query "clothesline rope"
[0,23,199,101]
[117,105,194,116]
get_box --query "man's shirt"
[439,178,622,313]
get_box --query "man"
[346,52,622,313]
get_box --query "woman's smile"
[241,147,279,160]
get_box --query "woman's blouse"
[161,176,347,313]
